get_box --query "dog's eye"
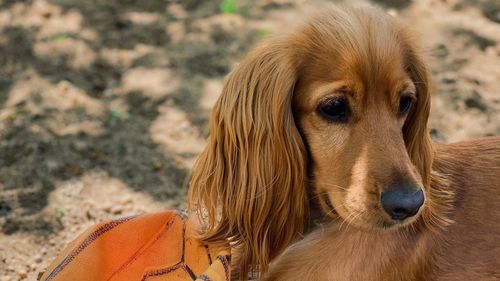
[399,95,413,115]
[317,97,350,122]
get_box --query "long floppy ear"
[188,39,308,279]
[401,32,454,228]
[400,34,433,189]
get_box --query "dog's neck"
[264,215,440,281]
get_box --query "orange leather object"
[38,211,231,281]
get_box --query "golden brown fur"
[262,139,500,281]
[188,5,500,280]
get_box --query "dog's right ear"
[398,24,454,230]
[188,39,308,279]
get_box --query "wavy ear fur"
[400,30,453,229]
[401,39,433,189]
[188,39,308,279]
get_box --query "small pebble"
[120,195,133,205]
[17,270,27,279]
[86,210,94,220]
[111,206,123,215]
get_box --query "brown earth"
[0,0,499,280]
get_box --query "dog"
[188,5,500,281]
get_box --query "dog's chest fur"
[263,225,435,281]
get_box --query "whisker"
[316,183,349,191]
[348,210,366,226]
[340,213,354,230]
[339,204,355,230]
[322,202,340,218]
[309,191,345,201]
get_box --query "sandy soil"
[0,0,498,280]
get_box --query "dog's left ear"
[188,38,308,279]
[401,36,433,188]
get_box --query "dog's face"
[295,60,424,229]
[293,9,429,230]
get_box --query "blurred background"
[0,0,498,279]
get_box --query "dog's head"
[293,7,433,230]
[189,5,433,278]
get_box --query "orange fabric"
[39,211,231,281]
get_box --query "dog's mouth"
[375,217,417,229]
[323,194,337,213]
[321,193,424,230]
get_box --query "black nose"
[381,184,424,221]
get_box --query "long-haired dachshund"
[188,5,500,281]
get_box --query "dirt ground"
[0,0,498,280]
